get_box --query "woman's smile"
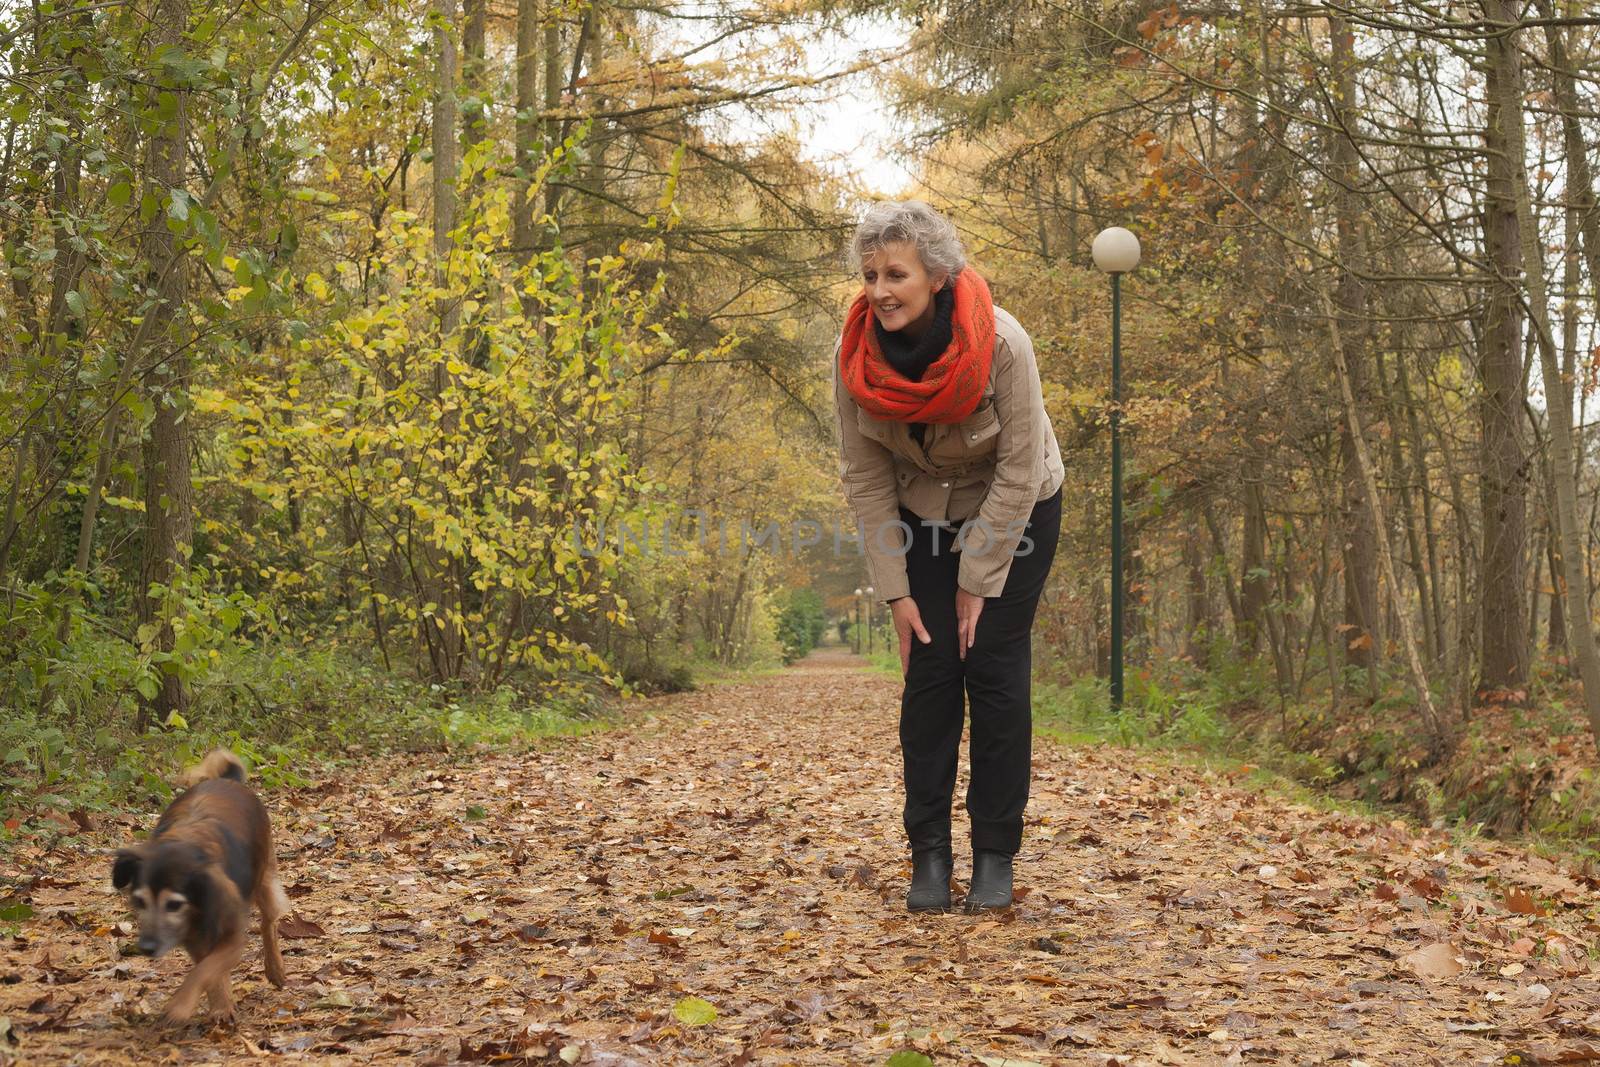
[861,241,941,340]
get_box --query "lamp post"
[1092,226,1141,712]
[853,587,863,655]
[865,586,875,654]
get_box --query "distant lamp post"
[1092,226,1141,712]
[853,587,863,655]
[865,586,875,654]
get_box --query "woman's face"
[860,241,943,338]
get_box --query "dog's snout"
[137,936,159,955]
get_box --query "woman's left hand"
[955,586,985,659]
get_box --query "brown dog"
[112,749,288,1026]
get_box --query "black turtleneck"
[875,284,955,384]
[875,284,955,447]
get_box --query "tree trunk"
[1372,347,1437,671]
[1536,0,1600,310]
[461,0,487,156]
[1239,466,1269,655]
[1322,288,1442,738]
[1202,499,1246,639]
[542,10,561,222]
[1329,16,1380,672]
[514,0,541,272]
[1183,510,1210,666]
[1487,0,1600,735]
[1477,11,1531,692]
[1124,519,1146,666]
[427,0,462,679]
[1548,526,1568,660]
[1393,348,1446,660]
[432,0,459,329]
[134,0,195,731]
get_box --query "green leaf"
[163,711,188,730]
[886,1054,934,1067]
[166,189,189,222]
[0,902,34,922]
[672,996,716,1027]
[651,885,695,900]
[465,804,487,821]
[64,290,86,318]
[108,181,132,207]
[135,675,159,701]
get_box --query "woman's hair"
[848,200,966,280]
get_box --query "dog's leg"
[162,933,244,1027]
[256,871,288,988]
[206,969,237,1027]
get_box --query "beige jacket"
[833,305,1065,603]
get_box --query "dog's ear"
[186,869,224,946]
[112,847,145,891]
[184,867,209,910]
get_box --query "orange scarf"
[839,267,995,423]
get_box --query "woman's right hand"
[891,596,933,676]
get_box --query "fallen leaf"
[1408,875,1444,900]
[1505,888,1544,916]
[672,996,716,1026]
[1401,941,1463,981]
[278,915,326,939]
[885,1053,933,1067]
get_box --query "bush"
[774,588,826,665]
[0,637,608,835]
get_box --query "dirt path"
[3,648,1598,1065]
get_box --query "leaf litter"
[1,647,1597,1064]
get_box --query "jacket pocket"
[929,403,998,466]
[856,406,894,445]
[958,403,1000,450]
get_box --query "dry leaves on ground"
[2,647,1598,1065]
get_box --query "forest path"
[3,647,1598,1065]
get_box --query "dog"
[111,749,288,1026]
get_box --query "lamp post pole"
[1111,270,1123,711]
[853,587,863,655]
[865,585,875,654]
[1093,227,1141,712]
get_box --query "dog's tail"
[177,748,247,788]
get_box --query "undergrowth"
[860,635,1599,857]
[0,643,619,847]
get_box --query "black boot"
[906,848,953,912]
[965,850,1013,911]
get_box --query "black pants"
[899,487,1062,857]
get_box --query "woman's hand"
[956,586,985,659]
[891,597,932,676]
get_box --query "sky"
[773,16,918,197]
[670,9,918,198]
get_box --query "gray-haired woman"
[832,201,1064,912]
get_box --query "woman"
[833,200,1064,913]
